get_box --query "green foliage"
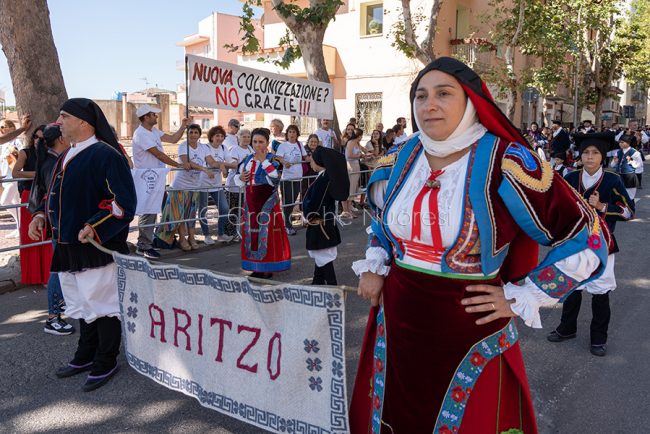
[228,0,342,70]
[386,5,428,59]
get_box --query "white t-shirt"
[394,132,408,145]
[171,142,206,190]
[132,125,165,169]
[276,141,307,180]
[0,138,23,178]
[223,134,238,151]
[315,128,336,149]
[201,143,230,191]
[226,144,253,192]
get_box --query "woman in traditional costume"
[302,146,349,285]
[235,128,291,278]
[350,58,610,434]
[548,132,634,357]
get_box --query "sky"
[0,0,261,106]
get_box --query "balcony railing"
[450,38,496,73]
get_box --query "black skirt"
[620,172,639,189]
[51,240,129,273]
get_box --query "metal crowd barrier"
[0,165,377,254]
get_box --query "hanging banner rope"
[186,54,334,119]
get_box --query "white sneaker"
[203,235,215,245]
[218,234,234,243]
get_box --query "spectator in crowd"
[382,127,396,153]
[392,123,407,146]
[223,119,240,150]
[375,122,384,135]
[132,104,191,259]
[550,119,571,158]
[348,117,358,126]
[270,118,285,153]
[342,127,366,218]
[315,119,339,150]
[198,126,233,244]
[0,116,31,238]
[633,130,645,188]
[224,128,253,240]
[30,123,74,335]
[340,122,356,152]
[155,124,215,251]
[300,134,321,214]
[12,125,51,286]
[275,124,308,235]
[365,129,384,157]
[235,128,291,278]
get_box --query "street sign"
[523,87,540,103]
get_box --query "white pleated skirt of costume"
[578,254,616,295]
[58,262,119,323]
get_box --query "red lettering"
[237,325,261,373]
[216,86,228,106]
[267,332,282,380]
[197,313,204,356]
[210,317,232,362]
[192,62,204,81]
[149,303,166,343]
[228,88,239,108]
[173,308,192,351]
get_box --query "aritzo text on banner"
[114,252,348,433]
[186,54,334,119]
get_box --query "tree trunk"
[0,0,67,130]
[291,23,342,141]
[594,90,606,127]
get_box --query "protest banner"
[186,54,334,119]
[115,252,349,433]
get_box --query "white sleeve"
[503,249,601,328]
[177,143,187,157]
[351,227,391,277]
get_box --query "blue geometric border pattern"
[114,253,348,433]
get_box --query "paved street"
[1,191,649,433]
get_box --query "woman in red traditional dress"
[235,128,291,279]
[350,58,610,433]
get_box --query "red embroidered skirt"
[350,263,537,434]
[241,184,291,272]
[19,190,52,285]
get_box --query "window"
[355,92,383,133]
[361,2,383,36]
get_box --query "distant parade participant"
[551,150,572,177]
[548,132,634,357]
[611,134,642,199]
[28,98,136,391]
[302,146,349,285]
[550,119,570,158]
[235,128,291,278]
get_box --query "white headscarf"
[413,97,487,158]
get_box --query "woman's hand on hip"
[358,271,384,307]
[462,284,515,325]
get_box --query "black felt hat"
[574,131,617,158]
[312,146,349,201]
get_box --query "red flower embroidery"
[498,333,508,348]
[470,351,486,366]
[378,323,385,336]
[451,385,466,402]
[375,358,384,373]
[439,425,454,434]
[588,234,602,249]
[373,394,381,409]
[538,267,556,282]
[465,387,472,396]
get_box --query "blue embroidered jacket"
[365,132,609,301]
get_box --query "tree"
[229,0,344,140]
[0,0,67,128]
[388,0,443,65]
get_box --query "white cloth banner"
[187,54,334,119]
[114,253,349,434]
[132,168,169,215]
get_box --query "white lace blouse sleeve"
[351,226,391,277]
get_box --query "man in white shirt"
[223,119,240,151]
[314,119,339,150]
[132,104,191,259]
[394,117,408,145]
